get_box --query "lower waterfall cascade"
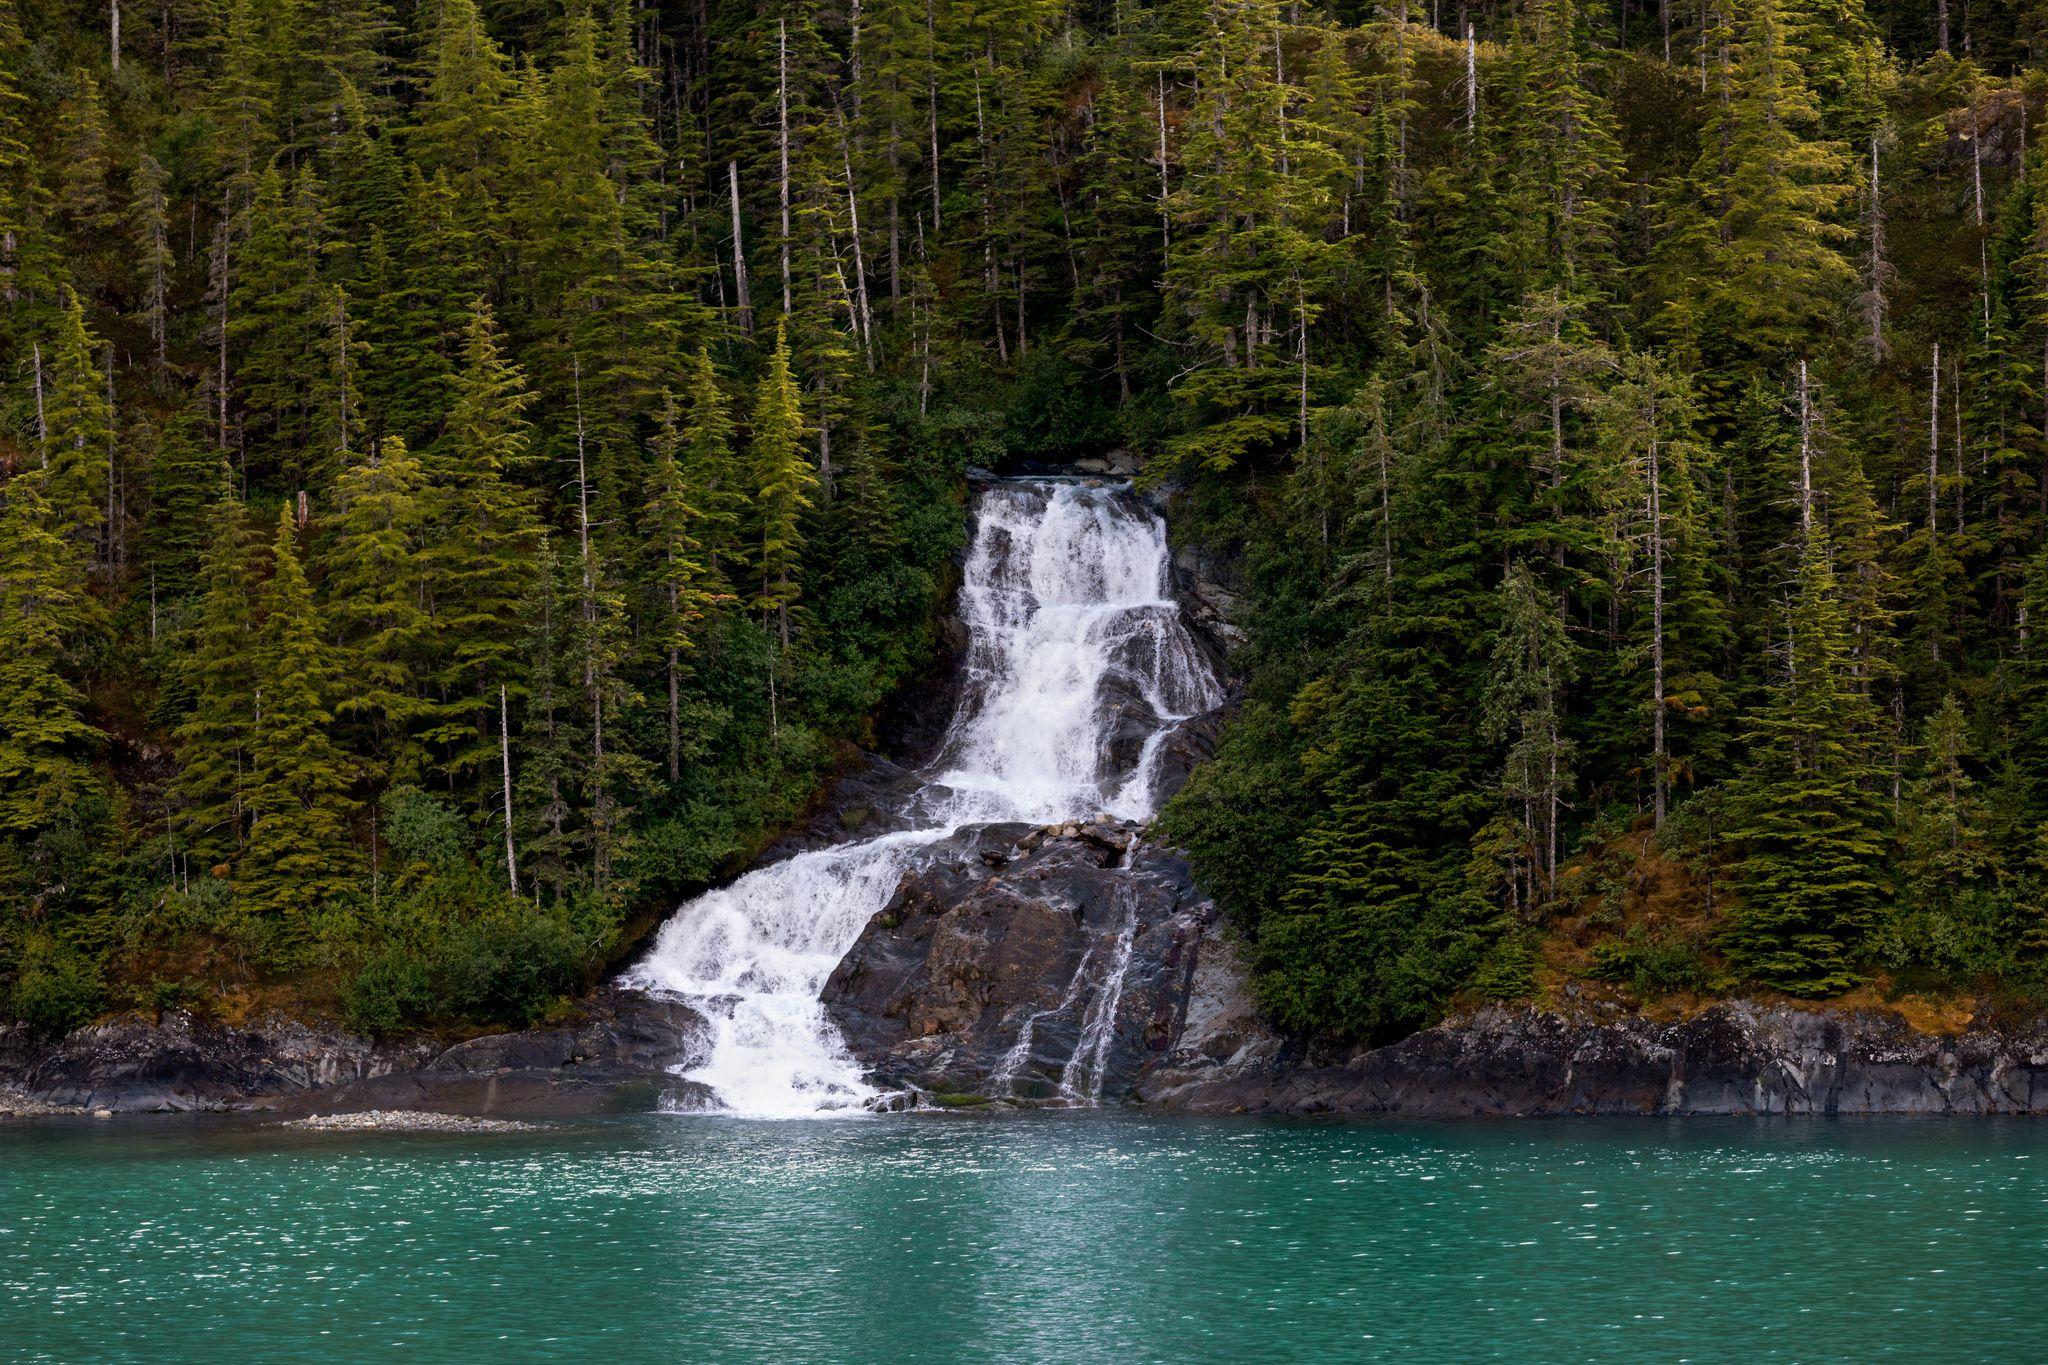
[623,478,1226,1117]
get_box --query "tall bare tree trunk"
[926,0,941,236]
[500,683,519,895]
[778,19,792,317]
[105,348,120,577]
[1798,358,1814,535]
[1866,135,1887,360]
[973,70,1006,361]
[1647,397,1667,829]
[889,190,901,303]
[1156,72,1172,270]
[211,199,230,454]
[728,161,753,336]
[572,361,607,890]
[839,107,875,367]
[31,342,46,460]
[1930,342,1942,539]
[1953,350,1965,535]
[1466,25,1478,131]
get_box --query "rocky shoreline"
[4,815,2044,1119]
[0,986,708,1119]
[4,479,2042,1124]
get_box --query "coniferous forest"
[1,0,2046,1044]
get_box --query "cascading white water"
[985,946,1094,1096]
[1055,874,1141,1104]
[625,479,1224,1118]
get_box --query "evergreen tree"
[0,474,102,838]
[680,344,745,592]
[1895,694,1992,917]
[140,411,219,608]
[324,436,431,784]
[751,321,814,651]
[1160,0,1337,474]
[1723,516,1887,995]
[230,166,329,488]
[40,287,113,558]
[0,0,31,312]
[240,507,356,918]
[643,389,717,782]
[1480,561,1577,900]
[420,301,543,785]
[1703,0,1856,359]
[170,487,258,866]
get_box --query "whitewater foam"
[624,479,1223,1117]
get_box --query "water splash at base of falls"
[624,480,1223,1117]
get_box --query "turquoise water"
[2,1114,2044,1362]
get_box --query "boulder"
[823,823,1215,1101]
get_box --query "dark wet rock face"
[823,809,2048,1115]
[0,987,708,1117]
[1138,999,2048,1117]
[823,823,1215,1101]
[1149,707,1221,804]
[874,611,972,770]
[6,1013,436,1114]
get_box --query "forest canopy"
[0,0,2044,1041]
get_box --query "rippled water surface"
[3,1113,2044,1361]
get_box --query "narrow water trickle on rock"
[1056,871,1142,1105]
[624,479,1225,1118]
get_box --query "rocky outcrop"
[1139,997,2048,1117]
[822,817,2048,1116]
[823,822,1215,1100]
[0,986,707,1117]
[3,1011,437,1114]
[1170,543,1246,657]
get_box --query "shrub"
[343,951,438,1037]
[5,935,105,1038]
[1587,926,1715,996]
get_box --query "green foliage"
[3,933,104,1038]
[342,874,619,1036]
[1721,527,1888,996]
[751,321,814,640]
[1587,926,1718,996]
[8,0,2048,1050]
[238,507,357,918]
[0,472,103,838]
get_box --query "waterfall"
[625,479,1224,1118]
[1052,878,1141,1104]
[985,946,1094,1097]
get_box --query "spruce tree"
[170,486,258,867]
[751,321,814,651]
[643,389,716,782]
[240,507,356,918]
[1480,562,1577,899]
[41,287,113,558]
[0,474,102,837]
[1895,695,1992,920]
[680,344,745,593]
[420,301,543,784]
[324,436,431,785]
[1723,519,1887,995]
[1705,0,1856,358]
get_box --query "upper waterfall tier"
[624,479,1225,1117]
